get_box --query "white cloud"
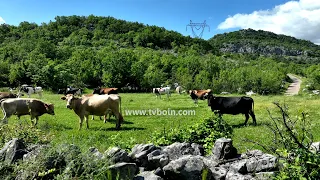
[218,0,320,44]
[0,17,5,24]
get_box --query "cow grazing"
[61,94,123,130]
[1,98,54,126]
[207,94,256,126]
[189,89,212,105]
[20,85,43,98]
[153,86,171,99]
[92,87,118,95]
[66,88,82,96]
[0,92,23,100]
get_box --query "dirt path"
[285,74,302,96]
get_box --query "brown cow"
[0,92,23,100]
[189,89,212,105]
[1,98,54,126]
[92,87,118,95]
[61,94,123,130]
[82,94,117,121]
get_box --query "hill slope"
[208,28,320,63]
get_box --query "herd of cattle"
[0,85,256,130]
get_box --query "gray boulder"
[147,149,169,169]
[0,138,27,164]
[310,142,320,153]
[244,150,278,173]
[225,170,253,180]
[162,142,204,161]
[104,147,130,164]
[129,144,160,167]
[253,172,276,180]
[229,159,247,174]
[108,162,138,180]
[212,138,237,160]
[163,155,211,180]
[23,144,49,162]
[134,171,164,180]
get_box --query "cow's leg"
[114,112,123,130]
[249,110,257,126]
[30,115,36,126]
[104,109,111,123]
[91,115,94,120]
[84,115,89,129]
[79,115,84,130]
[39,92,42,98]
[34,117,39,126]
[244,113,249,125]
[194,99,198,106]
[1,106,14,124]
[28,93,31,98]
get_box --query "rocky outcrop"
[219,43,310,57]
[0,138,285,180]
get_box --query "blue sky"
[1,0,320,43]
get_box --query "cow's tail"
[0,99,7,121]
[119,96,122,115]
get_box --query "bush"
[252,102,320,179]
[151,115,233,154]
[0,123,53,147]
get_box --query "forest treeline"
[1,15,320,93]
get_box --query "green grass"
[1,90,320,153]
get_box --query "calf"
[207,94,256,125]
[61,94,123,130]
[1,98,54,126]
[189,89,212,105]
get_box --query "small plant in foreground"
[151,115,233,154]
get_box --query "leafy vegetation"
[247,102,320,179]
[0,15,316,94]
[151,115,233,154]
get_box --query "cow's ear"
[44,103,49,110]
[61,96,66,100]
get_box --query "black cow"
[66,88,82,96]
[207,94,256,125]
[57,89,66,94]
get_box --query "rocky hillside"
[208,29,320,62]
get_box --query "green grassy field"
[1,90,320,153]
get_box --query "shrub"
[0,123,53,147]
[151,115,233,154]
[250,102,320,179]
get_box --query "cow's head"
[44,103,55,115]
[203,89,213,99]
[92,88,100,94]
[207,94,215,107]
[61,94,77,109]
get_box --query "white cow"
[175,86,182,94]
[153,86,171,99]
[61,94,123,130]
[20,85,43,98]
